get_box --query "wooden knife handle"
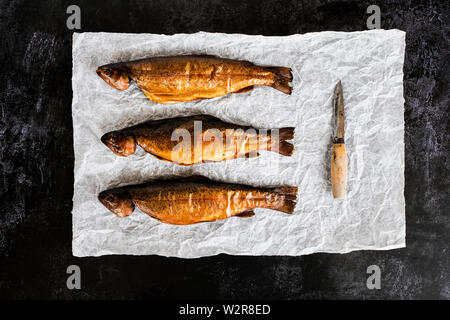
[331,143,348,199]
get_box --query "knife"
[331,80,348,199]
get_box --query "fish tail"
[269,127,295,156]
[267,66,293,95]
[279,127,295,141]
[270,186,298,214]
[277,141,294,156]
[274,186,298,200]
[273,199,297,214]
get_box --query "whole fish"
[101,115,295,165]
[96,55,293,104]
[98,176,298,225]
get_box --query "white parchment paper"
[72,30,406,257]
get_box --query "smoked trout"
[101,115,295,165]
[98,176,298,225]
[96,55,293,104]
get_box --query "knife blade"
[334,80,345,142]
[331,80,348,199]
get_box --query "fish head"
[98,189,135,217]
[101,131,136,157]
[96,64,130,90]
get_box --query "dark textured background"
[0,0,448,300]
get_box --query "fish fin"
[140,89,178,104]
[270,140,294,156]
[278,141,294,156]
[233,86,254,94]
[269,127,295,156]
[235,210,255,218]
[268,186,299,214]
[138,146,187,165]
[149,153,170,161]
[148,152,192,166]
[140,88,158,102]
[273,199,296,214]
[141,88,213,104]
[149,216,173,224]
[279,127,295,141]
[269,186,298,214]
[267,66,293,81]
[267,67,293,95]
[274,186,298,200]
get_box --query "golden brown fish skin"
[98,177,298,225]
[96,55,293,104]
[100,115,295,165]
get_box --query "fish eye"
[105,194,115,202]
[104,69,113,76]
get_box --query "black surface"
[0,0,448,300]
